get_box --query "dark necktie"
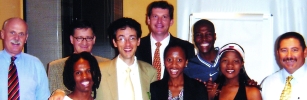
[8,56,20,100]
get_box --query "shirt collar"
[282,64,307,82]
[2,49,22,62]
[116,55,138,70]
[150,32,170,45]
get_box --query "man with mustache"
[0,17,50,99]
[261,32,307,99]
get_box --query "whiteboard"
[189,13,277,83]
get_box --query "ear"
[170,19,174,26]
[25,33,29,43]
[137,38,140,46]
[0,30,4,39]
[70,35,74,44]
[112,39,118,47]
[92,36,96,44]
[303,47,307,58]
[146,16,151,25]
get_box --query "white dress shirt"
[116,56,143,100]
[261,64,307,100]
[150,33,170,80]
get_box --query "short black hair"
[70,20,95,36]
[146,1,174,20]
[193,19,215,34]
[107,17,142,41]
[163,43,187,60]
[276,32,306,50]
[63,52,101,99]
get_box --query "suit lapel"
[141,35,153,64]
[106,58,118,100]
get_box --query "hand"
[247,79,258,86]
[48,89,66,100]
[204,77,216,92]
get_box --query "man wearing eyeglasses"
[47,20,109,93]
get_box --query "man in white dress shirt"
[261,32,307,100]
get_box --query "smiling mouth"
[81,81,90,86]
[200,43,209,47]
[226,70,234,73]
[170,69,178,75]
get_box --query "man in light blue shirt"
[0,17,50,100]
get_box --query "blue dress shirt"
[0,49,50,100]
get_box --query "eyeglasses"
[74,36,94,42]
[116,36,138,43]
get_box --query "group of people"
[0,1,306,100]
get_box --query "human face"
[73,58,94,93]
[70,28,96,53]
[220,51,243,79]
[0,18,28,56]
[277,38,307,74]
[147,8,173,37]
[194,25,216,54]
[112,27,140,61]
[164,47,187,79]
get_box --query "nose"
[157,17,162,23]
[125,39,131,46]
[226,61,234,68]
[287,50,292,58]
[81,72,89,79]
[13,34,20,40]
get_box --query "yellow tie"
[124,67,135,100]
[280,75,293,100]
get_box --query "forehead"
[4,19,27,31]
[151,8,170,15]
[73,58,90,69]
[73,28,94,36]
[166,47,185,56]
[279,38,302,49]
[115,27,137,36]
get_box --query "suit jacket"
[96,57,157,100]
[150,74,208,100]
[136,34,195,65]
[47,55,109,93]
[136,34,195,78]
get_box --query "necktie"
[280,75,293,100]
[8,56,20,100]
[153,42,162,80]
[124,67,135,100]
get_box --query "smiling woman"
[62,52,101,100]
[208,43,262,100]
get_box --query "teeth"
[81,81,89,86]
[201,43,209,46]
[170,69,178,74]
[226,70,234,73]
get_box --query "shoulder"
[48,57,68,66]
[261,70,282,85]
[98,60,113,68]
[171,36,193,45]
[93,55,110,62]
[245,86,262,100]
[22,53,42,62]
[138,60,154,69]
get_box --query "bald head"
[1,17,28,56]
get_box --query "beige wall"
[0,0,23,50]
[123,0,177,37]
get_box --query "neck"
[224,76,239,86]
[168,74,184,86]
[119,55,135,66]
[68,91,93,100]
[199,48,217,62]
[151,32,169,42]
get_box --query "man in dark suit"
[136,1,195,80]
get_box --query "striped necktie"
[153,42,162,80]
[8,56,20,100]
[280,75,293,100]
